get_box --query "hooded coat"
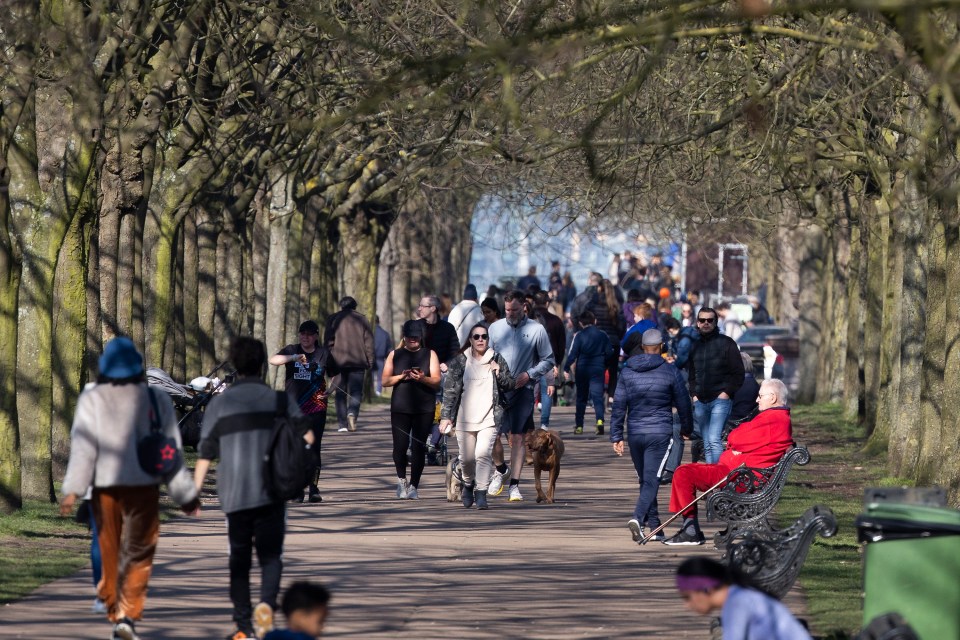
[610,353,694,442]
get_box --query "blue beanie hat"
[99,337,144,379]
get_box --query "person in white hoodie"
[60,337,199,640]
[439,323,515,510]
[447,284,485,347]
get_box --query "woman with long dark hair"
[675,557,811,639]
[439,323,514,509]
[382,320,442,500]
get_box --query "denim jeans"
[664,412,685,474]
[575,366,605,426]
[627,433,672,526]
[335,368,366,428]
[538,379,553,426]
[694,397,733,464]
[227,502,285,633]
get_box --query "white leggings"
[456,425,498,490]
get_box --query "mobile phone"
[410,367,422,374]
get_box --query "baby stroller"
[146,363,232,448]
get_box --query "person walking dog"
[439,323,515,509]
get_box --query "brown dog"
[524,429,565,503]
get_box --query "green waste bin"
[856,502,960,639]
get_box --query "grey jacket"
[488,317,555,385]
[440,351,515,430]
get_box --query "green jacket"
[440,350,515,429]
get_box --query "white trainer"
[405,486,419,500]
[489,467,508,496]
[508,485,523,502]
[396,478,408,499]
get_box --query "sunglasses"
[697,317,716,324]
[471,334,488,340]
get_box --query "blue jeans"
[539,379,553,426]
[335,369,366,428]
[664,412,685,475]
[575,366,605,426]
[627,433,672,526]
[694,397,733,464]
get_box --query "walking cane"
[639,464,746,545]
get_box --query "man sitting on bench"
[662,378,794,546]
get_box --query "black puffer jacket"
[687,329,745,402]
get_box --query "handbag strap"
[146,387,163,434]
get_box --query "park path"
[0,403,806,639]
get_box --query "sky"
[468,194,683,291]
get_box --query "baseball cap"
[299,320,320,334]
[642,328,664,346]
[402,319,424,338]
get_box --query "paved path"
[0,403,806,639]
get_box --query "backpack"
[263,392,313,502]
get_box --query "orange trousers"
[92,485,160,623]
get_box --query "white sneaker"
[92,597,107,614]
[508,485,523,502]
[405,486,419,500]
[396,478,408,499]
[628,519,643,543]
[253,602,274,638]
[539,423,549,431]
[338,426,348,432]
[489,468,508,496]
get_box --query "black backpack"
[263,392,313,502]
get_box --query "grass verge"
[776,403,895,639]
[0,500,90,604]
[0,449,206,605]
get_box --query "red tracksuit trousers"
[668,463,732,519]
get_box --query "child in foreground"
[264,582,330,640]
[675,557,811,640]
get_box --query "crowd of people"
[58,250,809,640]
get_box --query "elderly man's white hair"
[761,378,789,405]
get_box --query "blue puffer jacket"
[610,353,694,442]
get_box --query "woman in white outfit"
[439,323,515,509]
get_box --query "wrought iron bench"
[724,504,838,599]
[706,445,811,548]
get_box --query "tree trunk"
[52,209,93,479]
[337,204,389,319]
[869,201,903,455]
[197,208,221,374]
[843,198,864,421]
[0,153,22,513]
[862,199,889,434]
[795,221,825,405]
[887,169,927,477]
[938,199,960,504]
[182,211,201,378]
[917,212,945,484]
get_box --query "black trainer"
[662,529,706,546]
[308,484,322,503]
[475,489,489,510]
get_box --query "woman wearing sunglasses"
[438,323,515,509]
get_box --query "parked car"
[736,326,800,394]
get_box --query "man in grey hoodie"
[487,290,556,502]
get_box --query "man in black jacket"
[687,307,745,465]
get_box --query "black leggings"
[391,411,434,488]
[306,412,327,485]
